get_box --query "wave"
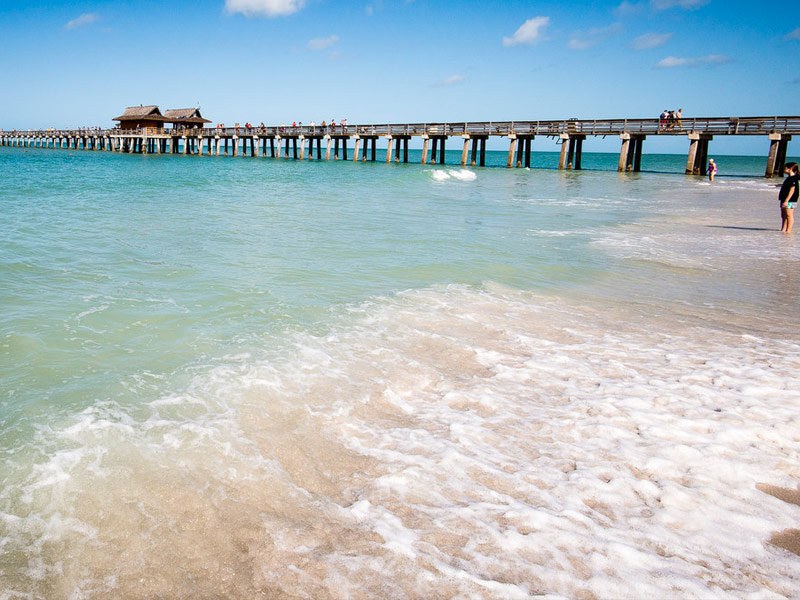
[2,284,799,598]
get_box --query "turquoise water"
[1,146,799,598]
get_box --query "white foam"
[3,286,799,598]
[448,168,477,181]
[431,169,477,181]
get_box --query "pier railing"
[3,116,796,177]
[5,116,800,139]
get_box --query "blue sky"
[1,0,797,153]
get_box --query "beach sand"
[759,483,800,556]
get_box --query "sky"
[1,0,797,153]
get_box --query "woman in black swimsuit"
[779,162,799,233]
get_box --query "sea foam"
[2,285,799,598]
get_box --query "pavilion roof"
[112,105,167,121]
[163,108,212,124]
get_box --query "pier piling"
[685,133,712,175]
[765,133,792,177]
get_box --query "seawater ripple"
[0,147,798,598]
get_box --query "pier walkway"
[2,116,798,177]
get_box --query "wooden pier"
[2,116,798,177]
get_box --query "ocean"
[1,146,799,599]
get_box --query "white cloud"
[614,1,645,17]
[225,0,305,17]
[568,23,622,50]
[434,74,465,87]
[650,0,707,10]
[308,35,339,50]
[65,13,100,30]
[656,54,731,68]
[632,32,673,49]
[503,17,550,47]
[785,27,800,40]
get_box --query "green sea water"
[1,146,799,598]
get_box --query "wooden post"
[622,138,634,172]
[421,135,430,164]
[461,135,470,166]
[325,135,331,160]
[385,135,394,163]
[765,133,792,177]
[394,138,401,163]
[574,137,583,170]
[698,139,709,176]
[685,134,699,174]
[567,138,576,170]
[619,137,631,171]
[342,137,348,161]
[558,134,569,170]
[333,138,339,160]
[633,137,643,172]
[352,136,361,162]
[403,138,409,163]
[686,133,712,175]
[299,135,306,160]
[506,135,517,168]
[525,137,532,168]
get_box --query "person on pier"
[779,162,799,233]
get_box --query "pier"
[2,116,798,177]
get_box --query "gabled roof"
[164,108,212,124]
[164,108,199,119]
[113,105,166,121]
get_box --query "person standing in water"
[779,162,799,233]
[707,158,717,182]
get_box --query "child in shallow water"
[779,162,799,233]
[707,158,717,182]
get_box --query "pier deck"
[2,116,798,177]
